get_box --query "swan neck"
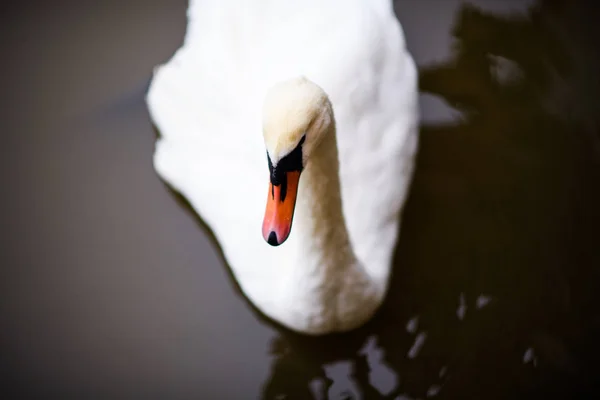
[292,124,358,270]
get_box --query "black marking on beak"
[279,173,288,202]
[267,231,279,246]
[267,134,306,186]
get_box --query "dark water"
[2,0,599,399]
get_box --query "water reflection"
[250,1,600,399]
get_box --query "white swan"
[146,0,419,335]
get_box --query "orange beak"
[262,171,301,246]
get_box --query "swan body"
[146,0,419,335]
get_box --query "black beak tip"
[267,231,280,246]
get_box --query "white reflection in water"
[475,294,492,309]
[407,332,427,359]
[439,366,447,378]
[419,93,463,124]
[323,361,360,399]
[313,290,499,399]
[406,316,419,334]
[457,292,467,320]
[523,347,537,366]
[360,335,399,395]
[489,54,523,85]
[426,384,441,397]
[309,377,325,400]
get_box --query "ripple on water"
[407,332,427,359]
[406,316,419,334]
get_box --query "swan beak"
[262,171,301,246]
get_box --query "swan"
[146,0,419,335]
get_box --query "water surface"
[1,0,599,399]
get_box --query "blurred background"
[1,0,599,398]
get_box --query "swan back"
[146,0,419,333]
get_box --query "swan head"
[261,76,333,246]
